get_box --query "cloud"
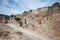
[0,0,2,5]
[0,6,21,15]
[7,0,19,8]
[0,0,60,15]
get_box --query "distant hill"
[0,14,10,23]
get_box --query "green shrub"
[29,10,32,12]
[15,17,21,21]
[52,2,60,8]
[5,16,10,20]
[23,11,28,16]
[48,2,60,12]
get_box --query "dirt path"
[6,23,48,40]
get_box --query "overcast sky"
[0,0,60,15]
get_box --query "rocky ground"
[0,2,60,40]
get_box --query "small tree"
[15,17,21,21]
[23,11,28,16]
[29,10,32,12]
[48,2,60,13]
[52,2,60,8]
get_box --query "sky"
[0,0,60,15]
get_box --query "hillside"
[0,2,60,40]
[15,2,60,40]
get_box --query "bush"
[48,6,51,9]
[23,11,28,16]
[52,2,60,8]
[23,11,28,13]
[11,15,16,17]
[29,10,32,12]
[52,2,59,6]
[15,17,21,21]
[5,16,10,20]
[48,2,60,12]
